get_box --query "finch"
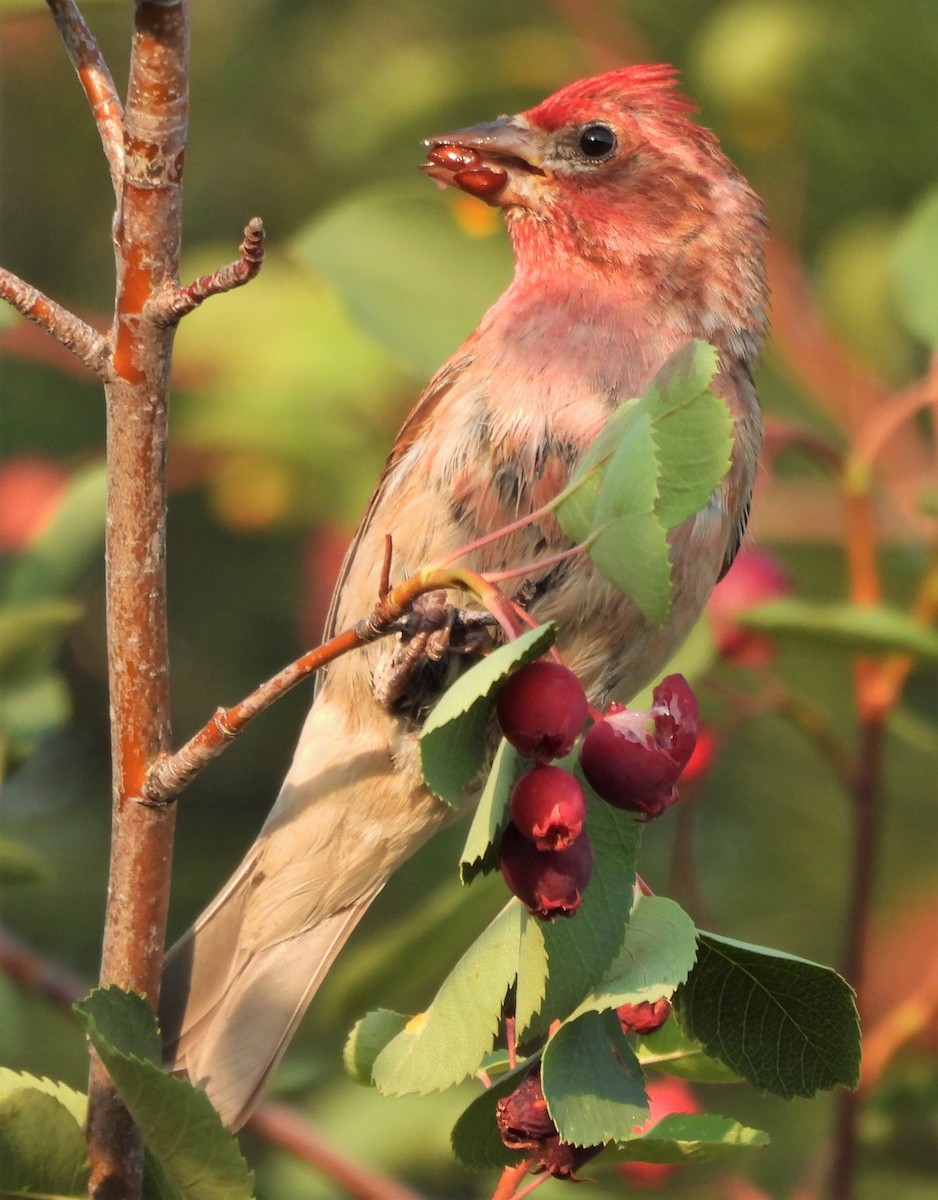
[160,65,768,1129]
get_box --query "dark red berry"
[496,1065,601,1180]
[617,996,672,1036]
[499,822,593,920]
[651,674,699,769]
[510,764,586,851]
[579,710,682,818]
[496,660,588,761]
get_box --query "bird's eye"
[577,123,617,160]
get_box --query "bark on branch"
[0,267,111,377]
[153,217,266,322]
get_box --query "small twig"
[142,563,522,805]
[246,1103,428,1200]
[153,218,266,322]
[492,1163,531,1200]
[0,267,111,378]
[0,926,86,1010]
[46,0,124,196]
[510,1174,551,1200]
[379,534,394,599]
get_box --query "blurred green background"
[1,1,936,1197]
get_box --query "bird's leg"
[373,590,497,714]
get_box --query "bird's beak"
[422,116,545,206]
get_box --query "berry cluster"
[494,661,699,920]
[496,1064,600,1180]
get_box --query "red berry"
[617,997,672,1036]
[579,712,680,818]
[499,822,593,920]
[496,660,588,761]
[510,764,586,851]
[651,674,699,769]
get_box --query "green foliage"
[554,341,732,624]
[0,1077,89,1198]
[636,1019,743,1085]
[742,599,938,660]
[450,1066,531,1170]
[675,933,861,1098]
[294,184,512,377]
[75,988,255,1200]
[541,1009,648,1145]
[894,185,938,346]
[419,622,555,806]
[458,737,524,883]
[599,1112,770,1164]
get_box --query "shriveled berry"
[510,764,585,851]
[499,822,592,920]
[496,660,588,761]
[651,674,699,769]
[617,996,672,1036]
[497,1065,601,1180]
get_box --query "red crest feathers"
[525,64,699,132]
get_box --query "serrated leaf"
[553,399,644,542]
[0,1086,89,1197]
[741,599,938,660]
[599,1112,769,1164]
[674,933,861,1098]
[372,901,526,1095]
[650,343,731,528]
[0,840,48,887]
[419,623,555,807]
[450,1066,532,1171]
[0,1069,86,1125]
[520,772,641,1038]
[571,896,698,1019]
[636,1019,743,1084]
[541,1010,648,1146]
[344,1010,409,1085]
[75,988,254,1200]
[459,738,523,883]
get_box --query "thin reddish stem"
[153,217,266,322]
[46,0,124,195]
[0,268,110,377]
[482,541,587,586]
[434,501,556,569]
[491,1163,531,1200]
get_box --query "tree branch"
[46,0,124,197]
[152,217,266,322]
[85,2,190,1196]
[142,562,520,805]
[0,267,111,378]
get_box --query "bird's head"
[423,65,767,355]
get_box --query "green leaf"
[553,399,644,542]
[599,1112,769,1164]
[571,896,698,1018]
[294,184,512,377]
[521,771,641,1038]
[344,1010,409,1085]
[674,933,861,1098]
[541,1010,648,1146]
[0,839,48,887]
[419,623,555,807]
[459,738,523,883]
[0,1068,86,1125]
[0,1085,89,1198]
[741,599,938,660]
[372,902,526,1096]
[75,988,255,1200]
[894,185,938,346]
[636,1019,743,1084]
[4,463,106,606]
[450,1066,532,1171]
[649,343,731,527]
